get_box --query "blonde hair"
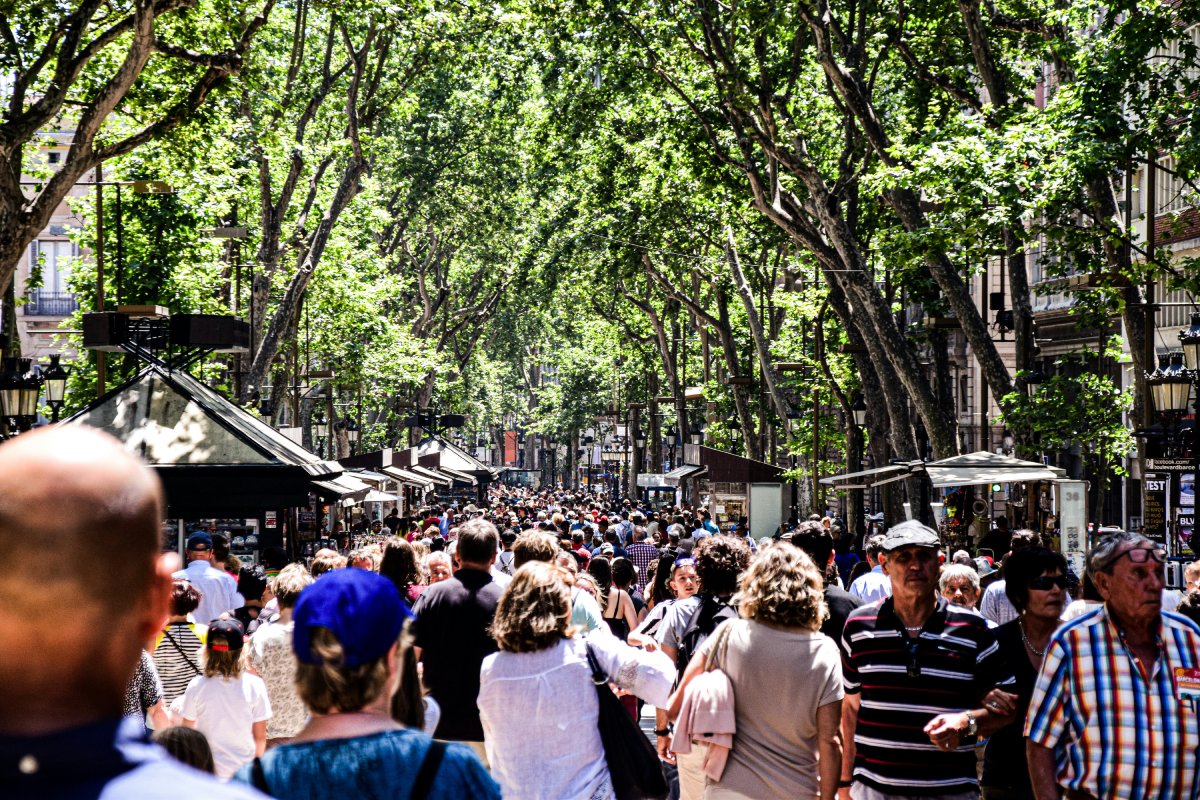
[202,647,245,679]
[271,563,313,609]
[491,562,576,653]
[294,627,396,714]
[736,546,827,631]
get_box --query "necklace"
[1020,621,1046,657]
[904,624,924,635]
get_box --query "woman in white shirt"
[478,562,675,800]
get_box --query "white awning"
[380,466,433,488]
[407,465,453,487]
[311,473,373,502]
[821,452,1066,490]
[665,464,707,485]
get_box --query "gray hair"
[939,563,981,593]
[426,551,452,569]
[1087,529,1154,576]
[632,526,648,542]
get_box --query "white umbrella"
[364,489,401,502]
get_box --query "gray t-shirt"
[654,595,702,653]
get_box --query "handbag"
[586,643,669,800]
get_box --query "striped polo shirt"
[1025,606,1200,800]
[841,596,1014,795]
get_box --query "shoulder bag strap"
[411,740,447,800]
[250,757,271,794]
[163,627,202,675]
[584,642,608,685]
[703,619,734,673]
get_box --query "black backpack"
[675,593,737,674]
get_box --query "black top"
[982,619,1039,792]
[822,585,863,642]
[411,568,503,741]
[841,596,1015,796]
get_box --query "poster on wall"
[1143,473,1170,547]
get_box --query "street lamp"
[1181,311,1200,371]
[313,409,329,456]
[1148,352,1191,418]
[850,393,867,428]
[0,358,43,433]
[41,354,69,422]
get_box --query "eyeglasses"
[1028,574,1069,591]
[1104,547,1167,571]
[906,641,921,679]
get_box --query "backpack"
[496,550,516,576]
[674,593,737,674]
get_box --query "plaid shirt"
[625,541,660,592]
[1025,605,1200,800]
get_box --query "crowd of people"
[4,426,1200,800]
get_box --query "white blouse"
[478,630,674,800]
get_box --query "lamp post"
[666,426,677,470]
[313,409,329,458]
[0,358,44,435]
[850,393,867,430]
[41,354,69,422]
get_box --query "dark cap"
[207,618,245,652]
[881,520,940,552]
[292,568,412,667]
[186,532,213,551]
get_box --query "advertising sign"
[1144,473,1170,546]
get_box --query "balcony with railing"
[24,288,79,316]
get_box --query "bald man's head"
[0,426,164,615]
[0,426,169,734]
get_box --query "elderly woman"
[235,569,497,798]
[939,563,982,611]
[477,562,675,800]
[669,546,842,800]
[425,551,453,584]
[980,546,1068,800]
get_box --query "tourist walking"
[669,545,843,800]
[236,568,499,798]
[1026,531,1200,800]
[477,562,674,800]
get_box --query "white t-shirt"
[180,672,271,780]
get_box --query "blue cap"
[186,532,213,551]
[292,569,411,667]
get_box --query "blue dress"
[233,728,499,799]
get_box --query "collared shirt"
[1,716,265,800]
[625,541,660,591]
[979,579,1019,626]
[1025,605,1200,800]
[848,564,892,604]
[173,559,243,626]
[841,596,1014,795]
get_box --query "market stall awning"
[820,451,1066,491]
[381,466,434,488]
[67,362,345,517]
[665,464,708,485]
[924,451,1066,489]
[408,465,453,487]
[439,467,479,486]
[311,472,373,502]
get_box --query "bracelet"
[653,727,672,737]
[837,779,853,788]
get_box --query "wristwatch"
[654,727,672,737]
[963,710,978,737]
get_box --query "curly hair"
[490,562,576,653]
[735,546,828,631]
[270,563,313,609]
[694,535,751,596]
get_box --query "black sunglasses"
[906,641,921,679]
[1028,574,1069,591]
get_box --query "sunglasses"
[906,641,921,679]
[1028,574,1069,591]
[1105,547,1167,571]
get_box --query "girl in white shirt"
[181,618,271,780]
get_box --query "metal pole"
[93,165,107,396]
